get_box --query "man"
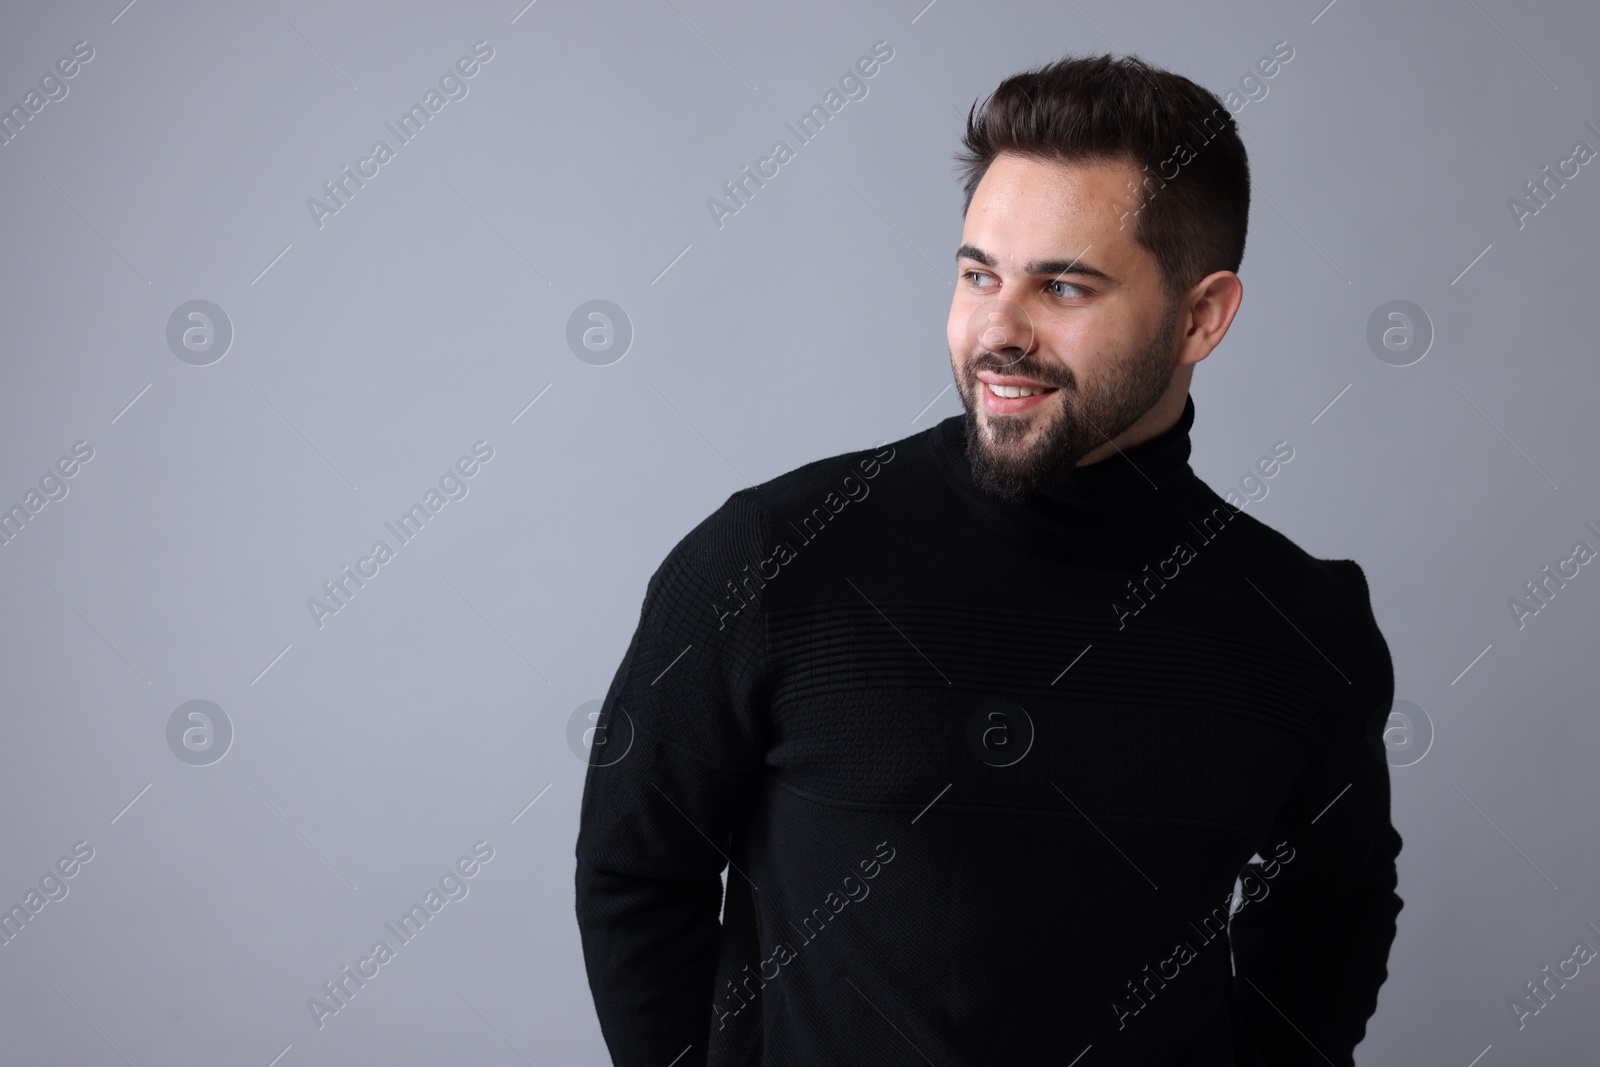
[576,53,1402,1066]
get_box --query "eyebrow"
[955,243,1115,284]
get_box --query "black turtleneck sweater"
[575,396,1402,1066]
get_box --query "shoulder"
[745,429,924,519]
[1193,483,1377,619]
[1195,485,1391,706]
[651,425,931,589]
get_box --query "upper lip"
[976,371,1058,390]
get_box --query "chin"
[979,403,1056,443]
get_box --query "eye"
[1049,279,1086,298]
[963,270,995,289]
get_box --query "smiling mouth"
[984,382,1058,399]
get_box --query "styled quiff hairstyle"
[955,53,1250,305]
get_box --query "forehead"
[961,152,1142,264]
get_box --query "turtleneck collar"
[931,394,1209,551]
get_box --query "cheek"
[1057,318,1105,352]
[1045,322,1117,378]
[947,298,974,352]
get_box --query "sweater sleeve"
[1228,561,1404,1066]
[574,490,772,1067]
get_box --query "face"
[947,152,1185,499]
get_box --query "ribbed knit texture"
[575,396,1402,1066]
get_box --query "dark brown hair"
[955,53,1250,304]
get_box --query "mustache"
[966,352,1074,390]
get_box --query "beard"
[955,299,1180,501]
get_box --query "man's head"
[947,54,1249,499]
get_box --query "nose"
[979,310,1017,351]
[964,297,1037,366]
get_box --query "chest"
[763,597,1326,838]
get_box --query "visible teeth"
[987,382,1041,398]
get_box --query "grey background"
[1,0,1596,1063]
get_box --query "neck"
[1075,375,1194,467]
[935,392,1207,555]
